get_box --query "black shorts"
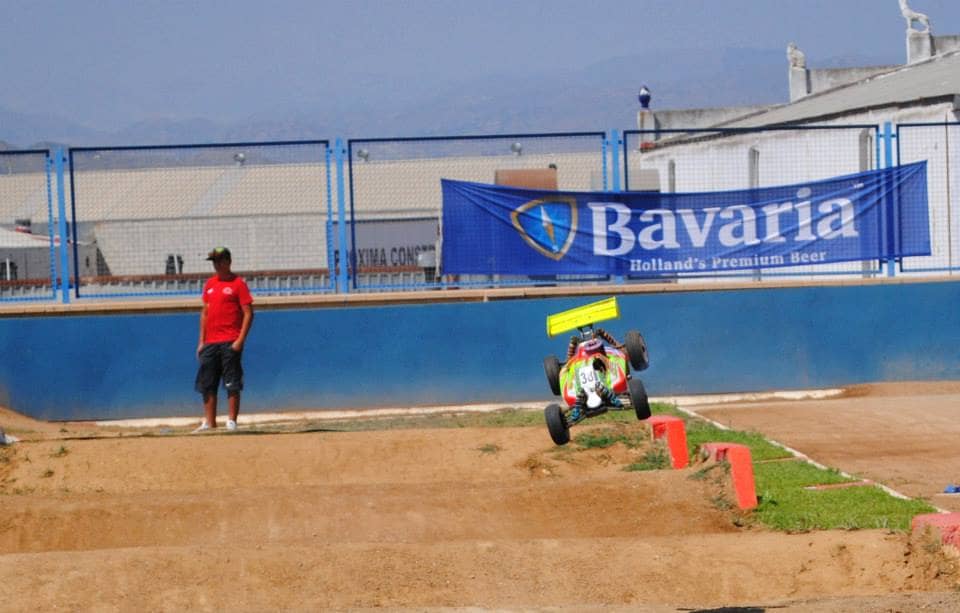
[195,342,244,395]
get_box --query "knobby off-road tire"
[625,330,649,371]
[543,355,561,396]
[629,377,651,420]
[544,403,570,445]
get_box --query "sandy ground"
[2,383,960,611]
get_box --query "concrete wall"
[934,35,960,56]
[2,280,959,421]
[804,66,898,100]
[637,106,778,132]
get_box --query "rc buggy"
[542,297,651,445]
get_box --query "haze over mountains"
[0,46,899,150]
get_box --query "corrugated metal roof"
[721,50,960,128]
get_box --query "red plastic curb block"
[700,442,758,510]
[647,415,689,469]
[912,512,960,548]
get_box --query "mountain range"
[0,46,900,150]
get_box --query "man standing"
[194,246,254,432]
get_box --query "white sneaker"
[226,419,237,431]
[191,422,211,434]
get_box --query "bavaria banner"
[440,162,929,275]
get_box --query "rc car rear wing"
[546,296,620,337]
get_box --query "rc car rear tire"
[544,403,570,445]
[629,377,651,420]
[625,330,649,371]
[543,355,561,396]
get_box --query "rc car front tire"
[629,377,651,420]
[625,330,649,371]
[543,355,561,396]
[544,403,570,445]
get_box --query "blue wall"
[2,281,959,421]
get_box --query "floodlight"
[357,148,370,162]
[510,142,522,156]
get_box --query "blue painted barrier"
[2,281,959,421]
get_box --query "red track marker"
[647,415,689,469]
[912,512,960,548]
[700,442,758,510]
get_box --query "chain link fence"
[2,123,956,302]
[68,141,332,298]
[0,150,57,301]
[623,125,882,282]
[898,123,960,274]
[346,133,608,290]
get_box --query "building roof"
[720,50,960,128]
[0,227,52,249]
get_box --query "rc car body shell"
[559,342,629,407]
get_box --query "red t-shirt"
[202,275,253,344]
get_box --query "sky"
[2,0,960,139]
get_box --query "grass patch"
[40,469,54,478]
[476,443,501,455]
[573,430,629,449]
[295,402,677,433]
[660,407,936,532]
[684,419,792,463]
[752,460,936,531]
[755,459,852,488]
[572,424,648,449]
[625,445,671,471]
[50,445,69,458]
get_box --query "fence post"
[610,129,622,192]
[54,148,70,304]
[602,134,609,191]
[43,154,57,300]
[882,122,897,278]
[334,138,349,293]
[609,130,625,284]
[324,145,335,292]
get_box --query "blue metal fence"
[897,122,960,274]
[0,149,57,302]
[1,121,957,302]
[345,132,608,291]
[67,141,333,299]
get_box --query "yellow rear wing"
[546,297,619,337]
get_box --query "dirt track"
[2,385,960,611]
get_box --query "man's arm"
[197,303,208,358]
[232,303,254,352]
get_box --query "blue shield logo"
[510,197,578,261]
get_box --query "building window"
[165,254,184,275]
[2,259,17,281]
[859,129,874,171]
[748,146,760,188]
[668,160,676,192]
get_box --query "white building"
[629,8,960,277]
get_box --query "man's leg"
[227,391,240,422]
[222,344,244,428]
[195,344,222,429]
[203,393,218,428]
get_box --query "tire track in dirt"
[1,406,959,609]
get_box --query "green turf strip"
[754,460,936,530]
